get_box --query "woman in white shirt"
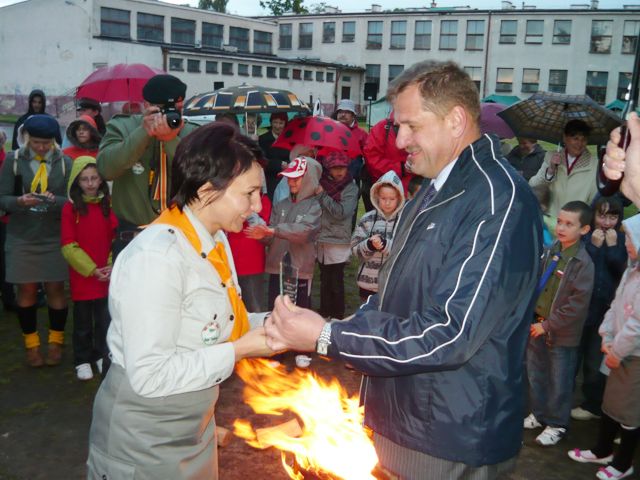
[87,122,273,479]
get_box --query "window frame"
[202,22,224,49]
[205,61,218,74]
[279,23,292,50]
[171,17,195,46]
[439,20,458,50]
[496,67,514,93]
[367,21,383,50]
[465,20,484,51]
[137,12,163,43]
[525,20,544,44]
[388,64,404,82]
[100,7,130,39]
[299,23,313,49]
[323,21,336,43]
[222,62,234,75]
[390,21,407,50]
[521,68,540,93]
[617,72,632,100]
[499,20,517,44]
[169,57,184,72]
[548,69,568,93]
[229,26,249,53]
[253,30,272,54]
[414,20,432,50]
[590,20,613,54]
[267,66,277,78]
[585,70,608,104]
[464,66,482,92]
[252,65,263,77]
[187,59,200,73]
[552,20,571,45]
[342,21,355,43]
[622,20,640,54]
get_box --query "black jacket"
[12,90,61,150]
[328,134,542,466]
[258,130,290,200]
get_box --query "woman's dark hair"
[592,196,623,229]
[170,123,263,209]
[215,112,240,126]
[69,164,111,217]
[564,119,591,138]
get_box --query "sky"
[0,0,634,14]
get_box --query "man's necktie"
[419,182,438,212]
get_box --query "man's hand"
[591,229,605,247]
[265,295,325,352]
[245,224,274,240]
[547,152,562,176]
[603,112,640,207]
[530,323,546,338]
[605,228,618,247]
[604,352,621,370]
[142,105,183,142]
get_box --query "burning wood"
[233,359,379,480]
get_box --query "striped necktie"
[419,182,438,212]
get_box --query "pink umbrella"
[75,63,165,103]
[480,102,515,139]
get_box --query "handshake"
[366,234,387,251]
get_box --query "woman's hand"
[245,224,273,240]
[605,228,618,247]
[591,229,605,248]
[232,327,275,360]
[17,193,42,207]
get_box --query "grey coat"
[317,181,358,245]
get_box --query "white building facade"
[0,0,638,124]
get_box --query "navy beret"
[76,97,102,112]
[23,114,60,139]
[142,74,187,105]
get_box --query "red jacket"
[62,145,98,160]
[227,194,272,276]
[363,117,412,194]
[61,202,118,301]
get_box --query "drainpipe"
[162,47,168,72]
[334,68,341,109]
[482,11,492,98]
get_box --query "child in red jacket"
[61,156,117,380]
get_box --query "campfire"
[233,359,379,480]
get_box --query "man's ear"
[580,224,591,236]
[446,105,467,138]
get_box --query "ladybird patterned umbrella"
[272,116,362,156]
[183,84,310,116]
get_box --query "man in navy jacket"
[267,60,542,479]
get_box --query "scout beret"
[76,97,102,112]
[142,74,187,104]
[23,114,60,139]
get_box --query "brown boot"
[45,343,63,366]
[26,347,44,368]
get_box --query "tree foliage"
[198,0,228,13]
[259,0,308,15]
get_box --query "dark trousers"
[72,298,111,367]
[267,274,310,310]
[576,324,606,415]
[0,222,15,310]
[318,261,346,319]
[593,413,640,472]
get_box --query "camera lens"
[166,112,181,129]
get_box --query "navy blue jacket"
[328,134,542,467]
[583,230,627,326]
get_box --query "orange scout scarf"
[153,206,250,341]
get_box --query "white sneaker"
[536,426,566,446]
[524,413,542,429]
[95,358,103,375]
[596,465,634,479]
[571,407,601,421]
[75,363,93,381]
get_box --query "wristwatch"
[316,322,332,355]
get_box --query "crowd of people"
[1,62,640,479]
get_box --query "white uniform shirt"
[107,207,266,398]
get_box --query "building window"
[252,65,263,77]
[316,71,324,82]
[525,20,543,44]
[327,72,335,82]
[586,71,608,103]
[623,20,640,54]
[365,64,381,86]
[279,23,292,49]
[465,20,484,50]
[222,62,233,75]
[205,61,218,74]
[414,20,432,49]
[137,13,163,42]
[304,70,313,81]
[522,68,540,93]
[496,68,514,92]
[618,72,632,100]
[100,7,130,39]
[552,20,571,45]
[171,17,195,45]
[342,75,351,82]
[342,21,355,42]
[292,69,301,80]
[591,20,612,54]
[279,67,289,79]
[299,23,313,49]
[390,21,407,49]
[238,64,249,76]
[229,26,249,52]
[323,22,335,43]
[254,30,272,54]
[388,65,404,82]
[187,59,200,73]
[367,21,383,49]
[499,20,516,44]
[464,66,482,92]
[549,70,568,93]
[439,20,458,50]
[202,22,223,49]
[267,66,277,78]
[169,57,183,72]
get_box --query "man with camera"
[97,74,197,255]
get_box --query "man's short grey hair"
[387,61,480,124]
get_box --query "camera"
[161,99,182,129]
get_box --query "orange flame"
[233,359,378,480]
